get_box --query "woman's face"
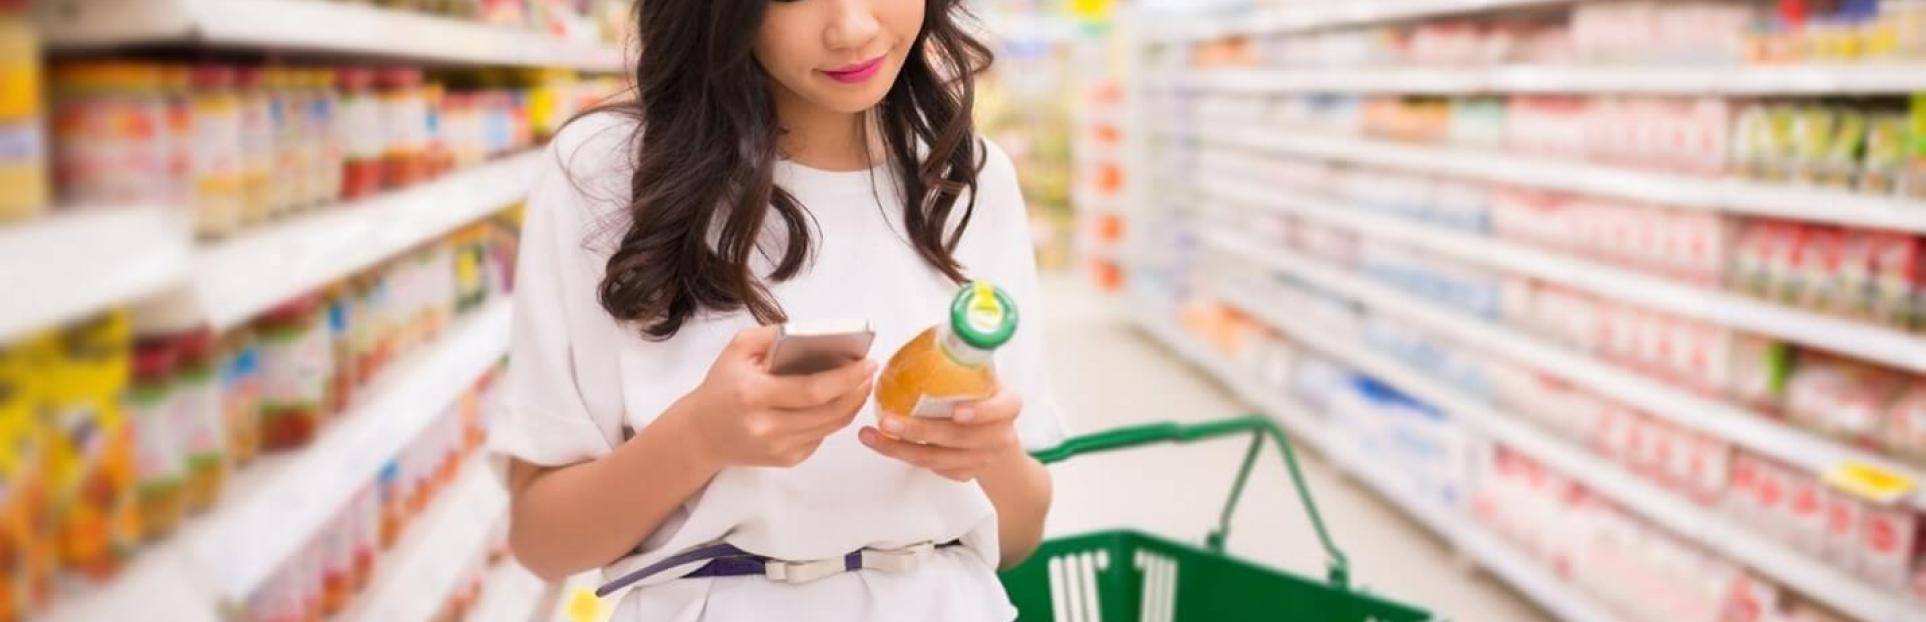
[755,0,925,115]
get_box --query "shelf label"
[1823,462,1916,506]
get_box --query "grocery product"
[256,297,330,451]
[51,62,166,209]
[175,329,224,515]
[40,311,138,583]
[236,67,275,227]
[0,1,44,223]
[127,337,183,541]
[336,68,384,201]
[876,283,1019,422]
[190,65,244,238]
[379,68,428,190]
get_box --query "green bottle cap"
[948,282,1018,351]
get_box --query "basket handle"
[1031,415,1350,588]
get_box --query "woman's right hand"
[681,325,876,468]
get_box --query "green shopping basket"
[998,415,1436,621]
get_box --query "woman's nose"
[823,0,883,52]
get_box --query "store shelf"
[1194,284,1926,622]
[1197,226,1926,513]
[1130,315,1626,622]
[1198,174,1926,375]
[468,563,552,622]
[349,456,508,622]
[1160,63,1926,95]
[195,151,539,331]
[1173,124,1926,234]
[43,299,512,622]
[35,0,625,71]
[1145,0,1580,42]
[0,206,192,340]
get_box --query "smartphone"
[767,320,876,375]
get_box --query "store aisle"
[1037,274,1550,622]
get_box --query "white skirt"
[612,546,1018,621]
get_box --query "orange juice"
[876,282,1018,422]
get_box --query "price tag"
[1823,461,1917,506]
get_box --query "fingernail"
[954,408,975,423]
[881,416,904,435]
[858,428,876,446]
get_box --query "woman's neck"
[772,86,875,172]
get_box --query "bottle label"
[909,393,989,419]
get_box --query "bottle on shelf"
[876,282,1020,424]
[0,0,45,223]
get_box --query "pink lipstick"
[821,56,885,84]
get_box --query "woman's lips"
[821,56,885,84]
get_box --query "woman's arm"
[505,399,720,580]
[976,450,1052,568]
[505,326,877,580]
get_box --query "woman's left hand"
[858,390,1025,482]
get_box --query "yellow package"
[40,312,138,584]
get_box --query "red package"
[1786,474,1828,554]
[1860,506,1920,590]
[1800,228,1848,314]
[1887,383,1926,459]
[1824,491,1864,567]
[1867,233,1924,330]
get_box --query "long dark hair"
[598,0,993,340]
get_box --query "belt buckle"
[764,557,845,584]
[860,541,936,574]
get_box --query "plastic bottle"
[127,336,184,541]
[306,68,343,208]
[51,62,166,208]
[875,283,1020,423]
[175,329,224,515]
[220,329,262,465]
[380,68,428,190]
[0,0,46,222]
[336,68,384,201]
[257,296,331,451]
[191,65,244,238]
[40,311,138,584]
[158,65,195,208]
[236,66,274,228]
[267,67,305,219]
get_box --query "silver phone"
[767,320,876,376]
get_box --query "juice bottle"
[876,282,1019,422]
[42,311,138,584]
[176,329,225,515]
[220,329,262,465]
[0,0,46,223]
[257,297,330,451]
[127,337,184,541]
[190,64,244,238]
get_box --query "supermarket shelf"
[1130,315,1626,622]
[44,299,512,622]
[1196,226,1926,513]
[1197,174,1926,376]
[467,563,553,622]
[1159,63,1926,95]
[1144,0,1580,42]
[0,206,192,340]
[349,456,507,622]
[189,299,511,603]
[1174,124,1926,234]
[35,0,626,71]
[1198,284,1926,622]
[195,151,539,331]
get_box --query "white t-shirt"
[488,112,1067,622]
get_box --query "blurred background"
[4,1,1926,621]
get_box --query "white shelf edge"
[349,455,509,622]
[1196,227,1926,514]
[1162,64,1926,95]
[0,206,193,340]
[37,0,626,72]
[1175,124,1926,235]
[1197,174,1926,376]
[1193,285,1926,622]
[1129,315,1627,622]
[187,299,513,603]
[195,151,540,331]
[1143,0,1581,43]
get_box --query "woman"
[489,0,1064,619]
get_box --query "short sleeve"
[968,139,1070,450]
[487,113,637,470]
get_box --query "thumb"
[727,324,781,357]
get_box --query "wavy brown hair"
[598,0,993,340]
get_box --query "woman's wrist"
[646,391,731,479]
